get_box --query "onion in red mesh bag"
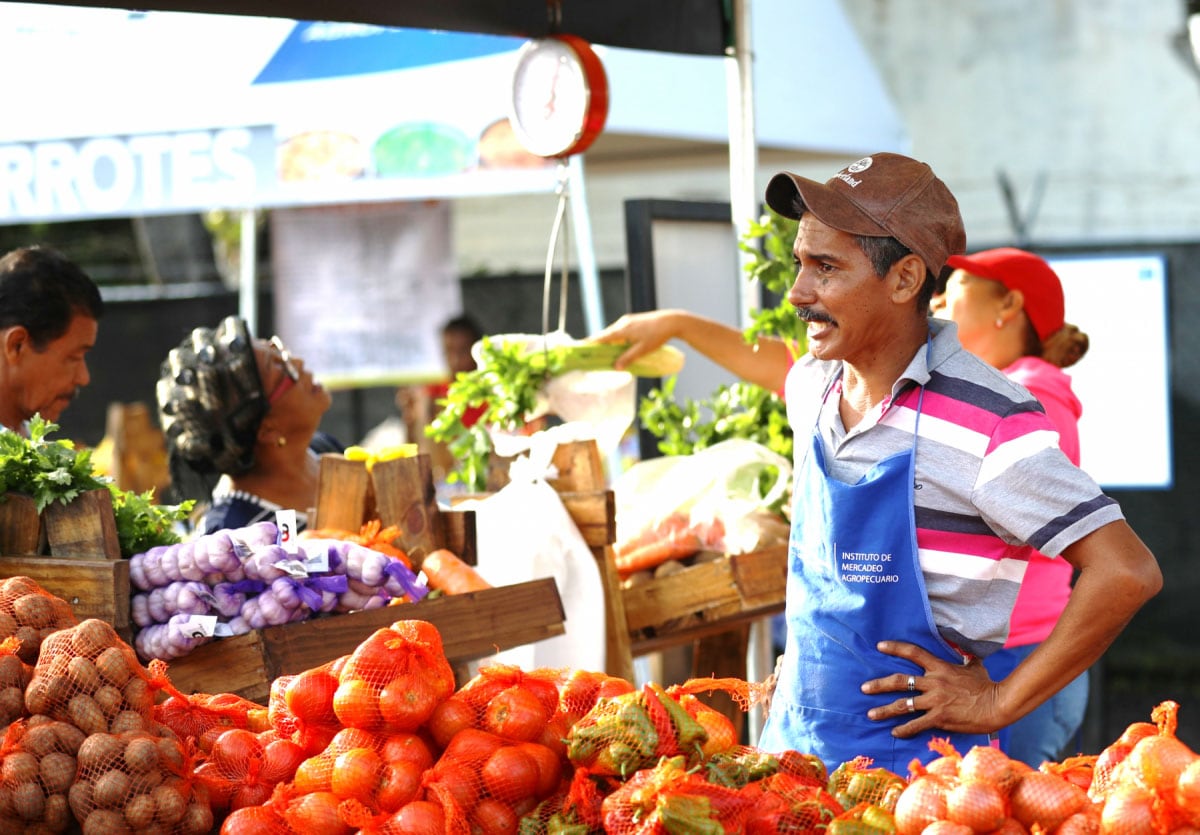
[331,621,455,734]
[154,689,269,752]
[24,619,170,739]
[71,728,213,834]
[0,576,79,665]
[0,716,86,831]
[267,661,344,757]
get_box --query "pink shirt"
[1002,356,1084,646]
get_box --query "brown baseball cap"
[765,152,966,278]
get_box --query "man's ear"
[2,326,29,361]
[891,254,928,304]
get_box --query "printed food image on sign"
[278,130,368,182]
[372,122,473,177]
[477,118,556,169]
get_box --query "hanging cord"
[540,159,572,363]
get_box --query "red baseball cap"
[765,152,966,279]
[945,247,1065,341]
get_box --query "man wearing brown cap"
[592,152,1161,772]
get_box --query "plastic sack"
[457,425,607,673]
[613,438,793,558]
[475,331,637,457]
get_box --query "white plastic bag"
[474,330,636,457]
[456,425,607,672]
[613,438,793,556]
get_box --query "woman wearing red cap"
[933,247,1091,767]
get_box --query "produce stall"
[0,427,569,705]
[0,566,1195,832]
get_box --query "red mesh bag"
[0,576,78,665]
[71,728,214,834]
[0,635,32,727]
[193,726,307,815]
[421,726,566,835]
[330,620,455,735]
[515,766,620,834]
[0,715,87,831]
[827,754,907,812]
[742,771,846,834]
[600,753,757,834]
[24,618,172,738]
[219,800,294,835]
[556,668,636,725]
[268,661,344,757]
[565,678,739,778]
[154,688,270,753]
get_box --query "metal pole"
[726,0,774,748]
[238,209,258,333]
[726,0,759,328]
[568,154,605,336]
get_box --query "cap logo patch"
[834,156,873,188]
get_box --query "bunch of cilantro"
[0,416,192,557]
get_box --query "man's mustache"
[797,307,834,326]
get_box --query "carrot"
[614,511,691,560]
[613,533,702,578]
[421,549,493,594]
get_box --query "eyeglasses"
[266,336,300,405]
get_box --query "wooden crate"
[162,451,564,700]
[622,545,787,656]
[163,578,565,703]
[0,489,122,561]
[0,556,132,639]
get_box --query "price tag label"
[213,622,235,638]
[277,559,310,579]
[275,509,299,550]
[298,542,330,574]
[181,614,218,640]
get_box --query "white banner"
[270,201,462,386]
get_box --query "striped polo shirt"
[784,318,1122,658]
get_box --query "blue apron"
[759,375,989,774]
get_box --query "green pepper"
[546,814,593,835]
[646,682,708,755]
[658,794,724,835]
[826,821,893,835]
[861,805,897,832]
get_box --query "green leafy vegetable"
[0,416,192,556]
[428,337,685,493]
[108,487,193,558]
[0,416,107,512]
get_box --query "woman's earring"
[995,318,1004,329]
[276,435,288,447]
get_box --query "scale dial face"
[509,34,608,159]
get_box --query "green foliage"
[427,338,553,493]
[639,377,794,462]
[108,487,193,558]
[0,416,192,556]
[638,210,804,463]
[428,209,805,492]
[0,416,107,512]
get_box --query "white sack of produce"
[458,425,606,673]
[613,438,793,560]
[475,330,666,457]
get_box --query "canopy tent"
[2,0,906,339]
[7,0,908,741]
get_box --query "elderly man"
[592,152,1162,772]
[0,246,103,434]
